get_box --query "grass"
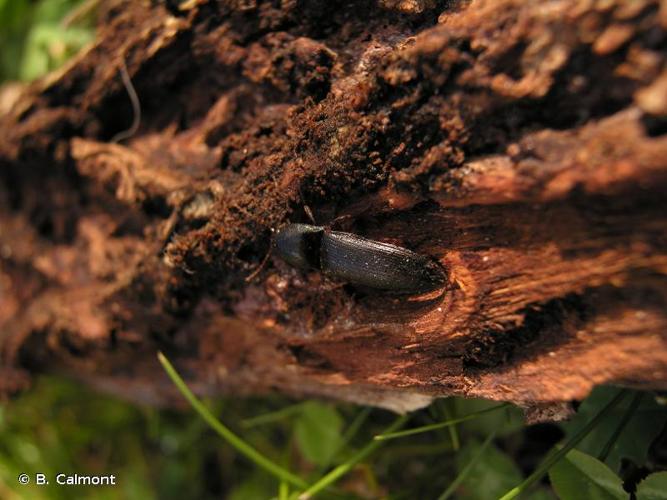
[0,0,95,83]
[2,362,665,499]
[157,352,308,490]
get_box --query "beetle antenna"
[296,183,317,225]
[244,231,274,283]
[304,205,317,225]
[329,213,355,230]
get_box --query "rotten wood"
[1,0,667,417]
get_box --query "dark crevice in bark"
[462,292,587,369]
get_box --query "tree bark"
[1,0,667,417]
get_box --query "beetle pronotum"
[275,223,446,294]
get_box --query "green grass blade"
[298,414,410,499]
[339,407,373,451]
[279,480,290,500]
[157,352,308,489]
[241,403,306,428]
[598,391,642,462]
[439,431,497,500]
[440,401,460,451]
[498,389,628,500]
[374,403,509,441]
[319,407,373,472]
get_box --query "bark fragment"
[1,0,666,414]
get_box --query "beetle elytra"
[275,223,445,294]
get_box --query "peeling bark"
[1,0,667,415]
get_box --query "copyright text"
[18,473,116,486]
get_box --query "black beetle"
[275,223,445,294]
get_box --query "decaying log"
[1,0,667,416]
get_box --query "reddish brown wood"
[1,0,667,416]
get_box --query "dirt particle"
[635,70,667,116]
[593,23,635,54]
